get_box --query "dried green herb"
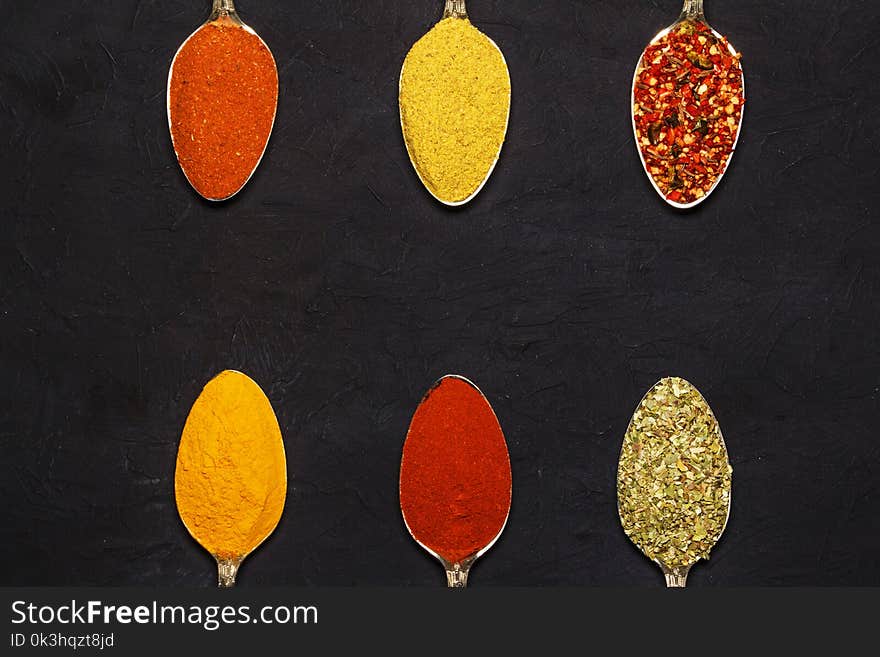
[617,377,732,568]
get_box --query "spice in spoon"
[633,20,744,205]
[617,377,732,577]
[399,375,512,585]
[168,10,278,201]
[175,370,287,586]
[399,4,511,204]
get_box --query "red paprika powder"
[168,16,278,200]
[399,375,512,567]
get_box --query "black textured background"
[1,0,878,586]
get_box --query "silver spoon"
[399,1,511,206]
[631,0,745,209]
[167,1,278,201]
[617,377,732,587]
[175,370,287,587]
[399,375,512,587]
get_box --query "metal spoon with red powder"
[167,1,278,201]
[399,375,512,587]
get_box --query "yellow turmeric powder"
[399,16,511,204]
[175,370,286,571]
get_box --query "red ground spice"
[168,18,278,200]
[399,376,512,565]
[633,21,744,205]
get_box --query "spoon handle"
[443,0,467,20]
[444,562,471,588]
[679,0,705,21]
[661,564,691,588]
[441,554,477,588]
[210,0,242,21]
[212,0,236,13]
[215,556,243,588]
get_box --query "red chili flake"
[633,21,744,205]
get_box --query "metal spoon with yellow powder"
[175,370,287,587]
[399,1,511,205]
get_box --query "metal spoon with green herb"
[617,377,732,586]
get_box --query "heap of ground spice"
[168,17,277,200]
[633,21,744,205]
[399,376,512,567]
[399,16,511,204]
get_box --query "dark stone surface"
[1,0,878,586]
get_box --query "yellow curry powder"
[175,370,287,560]
[399,17,511,203]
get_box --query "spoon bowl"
[399,375,512,587]
[399,1,511,206]
[631,0,745,209]
[616,377,732,587]
[167,1,278,201]
[175,370,287,587]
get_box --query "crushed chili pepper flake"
[633,21,744,205]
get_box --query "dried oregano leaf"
[617,377,732,568]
